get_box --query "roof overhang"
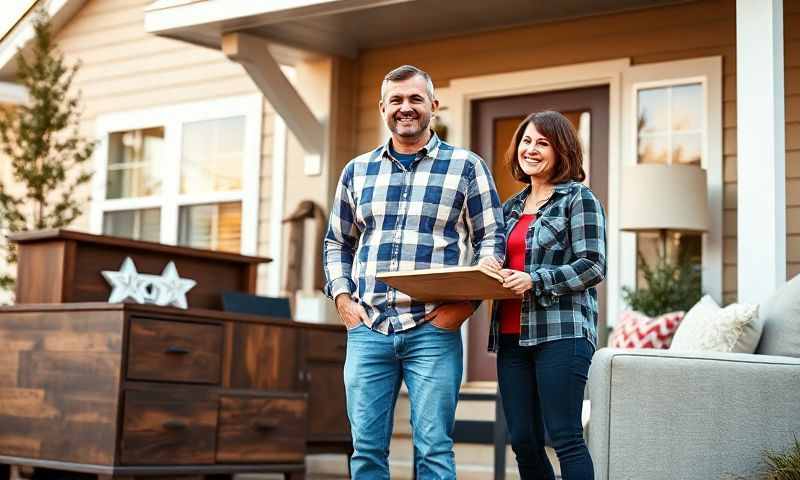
[0,0,87,82]
[145,0,694,61]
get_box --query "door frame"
[436,59,628,384]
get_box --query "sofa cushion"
[670,295,761,353]
[755,274,800,357]
[609,310,684,349]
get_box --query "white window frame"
[620,57,723,303]
[91,94,263,255]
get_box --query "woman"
[480,111,606,479]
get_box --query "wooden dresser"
[0,230,350,480]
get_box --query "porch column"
[736,0,786,303]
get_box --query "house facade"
[0,0,796,384]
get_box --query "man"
[323,65,505,479]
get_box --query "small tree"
[0,9,95,291]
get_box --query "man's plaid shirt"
[323,133,505,334]
[488,181,606,352]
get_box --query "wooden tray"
[376,265,520,302]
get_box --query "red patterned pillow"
[610,310,685,349]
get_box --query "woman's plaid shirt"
[488,181,607,352]
[323,133,505,334]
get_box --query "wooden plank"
[377,266,519,301]
[0,388,57,419]
[304,362,349,442]
[229,324,298,391]
[216,396,306,463]
[304,331,347,363]
[18,351,120,395]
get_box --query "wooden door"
[468,85,610,383]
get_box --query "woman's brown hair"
[505,110,586,184]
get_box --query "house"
[0,0,796,475]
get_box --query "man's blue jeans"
[344,321,463,479]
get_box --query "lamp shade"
[619,164,710,233]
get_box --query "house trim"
[91,94,263,255]
[269,114,289,295]
[736,0,786,302]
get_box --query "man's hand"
[335,294,369,330]
[425,301,475,331]
[499,269,533,296]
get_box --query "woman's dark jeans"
[497,335,595,480]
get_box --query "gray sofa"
[587,275,800,480]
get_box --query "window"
[621,57,723,302]
[92,95,262,255]
[635,83,705,286]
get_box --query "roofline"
[0,0,87,83]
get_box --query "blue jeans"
[344,321,463,479]
[497,335,595,480]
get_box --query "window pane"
[178,202,241,253]
[671,84,702,131]
[637,134,669,164]
[106,127,163,199]
[103,208,161,242]
[638,88,668,134]
[672,132,702,165]
[180,116,245,194]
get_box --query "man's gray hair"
[380,65,436,102]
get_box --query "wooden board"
[376,266,520,301]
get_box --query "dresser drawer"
[304,330,347,362]
[127,317,222,383]
[217,395,306,463]
[121,389,217,465]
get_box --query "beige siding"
[351,0,800,302]
[50,0,277,291]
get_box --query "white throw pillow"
[670,295,762,353]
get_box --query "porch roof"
[145,0,693,60]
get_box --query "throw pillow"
[610,310,685,349]
[670,295,762,353]
[755,273,800,357]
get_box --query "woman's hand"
[499,269,533,296]
[478,256,502,271]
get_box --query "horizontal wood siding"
[786,3,800,280]
[352,0,800,301]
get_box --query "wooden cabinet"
[0,303,348,479]
[0,230,351,479]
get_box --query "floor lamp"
[620,164,710,263]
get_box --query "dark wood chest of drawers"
[0,303,349,478]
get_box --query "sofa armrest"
[587,348,800,480]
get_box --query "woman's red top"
[499,214,536,334]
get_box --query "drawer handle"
[164,346,190,355]
[162,419,188,430]
[252,419,279,431]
